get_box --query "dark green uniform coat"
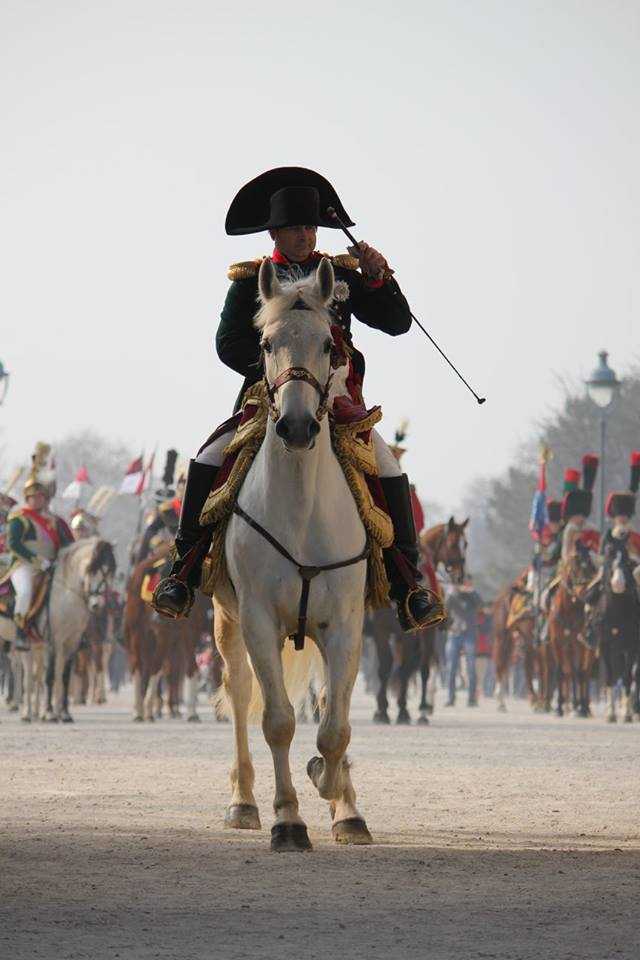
[216,252,412,410]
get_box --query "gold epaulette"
[227,259,265,281]
[329,253,359,271]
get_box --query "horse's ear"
[448,516,455,531]
[314,257,335,305]
[258,258,281,303]
[461,518,470,530]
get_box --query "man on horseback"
[599,452,640,580]
[4,444,74,651]
[560,456,600,562]
[153,167,445,632]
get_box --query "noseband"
[265,366,333,423]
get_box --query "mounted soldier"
[600,452,640,574]
[153,167,445,632]
[3,443,74,651]
[560,456,600,561]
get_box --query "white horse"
[214,257,373,851]
[0,538,115,721]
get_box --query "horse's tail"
[213,638,324,723]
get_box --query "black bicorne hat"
[225,167,354,235]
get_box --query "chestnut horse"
[420,517,468,586]
[493,575,554,712]
[548,541,597,717]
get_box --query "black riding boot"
[380,475,447,633]
[152,460,218,620]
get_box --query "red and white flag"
[118,455,144,495]
[135,452,155,496]
[61,464,91,501]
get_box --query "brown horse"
[420,517,469,585]
[492,574,554,712]
[548,541,598,717]
[125,548,214,722]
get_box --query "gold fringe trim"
[198,384,391,608]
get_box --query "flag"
[61,464,91,501]
[135,452,155,496]
[118,455,144,495]
[529,457,547,540]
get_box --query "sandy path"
[1,680,638,960]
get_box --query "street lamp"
[585,351,621,533]
[0,362,9,406]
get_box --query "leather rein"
[233,504,370,650]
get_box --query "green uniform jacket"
[216,253,413,410]
[7,509,74,566]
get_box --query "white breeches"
[10,563,34,618]
[196,426,402,479]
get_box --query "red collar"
[271,248,320,267]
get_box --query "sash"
[21,509,61,551]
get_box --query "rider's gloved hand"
[34,557,51,572]
[347,241,390,280]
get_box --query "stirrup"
[399,587,447,632]
[151,576,195,621]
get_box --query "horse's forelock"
[88,539,116,575]
[254,276,331,334]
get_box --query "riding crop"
[326,206,487,406]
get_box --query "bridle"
[265,365,333,423]
[432,526,467,582]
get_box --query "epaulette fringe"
[228,253,360,281]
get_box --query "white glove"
[35,557,51,572]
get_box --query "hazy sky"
[2,1,639,511]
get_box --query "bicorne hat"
[605,451,640,518]
[225,167,354,235]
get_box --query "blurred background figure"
[444,574,484,707]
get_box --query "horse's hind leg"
[372,628,392,724]
[214,604,260,831]
[19,651,33,722]
[418,629,434,724]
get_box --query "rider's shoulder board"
[227,259,265,281]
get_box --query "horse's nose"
[275,414,320,449]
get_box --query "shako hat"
[605,451,640,518]
[225,167,354,235]
[561,455,599,521]
[546,500,562,524]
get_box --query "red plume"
[630,452,640,494]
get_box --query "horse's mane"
[59,537,116,576]
[254,274,332,333]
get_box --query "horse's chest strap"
[233,504,369,650]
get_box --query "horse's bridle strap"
[233,504,369,650]
[265,366,332,421]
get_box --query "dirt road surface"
[2,681,638,960]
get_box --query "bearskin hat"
[605,451,640,518]
[546,500,562,524]
[561,463,594,521]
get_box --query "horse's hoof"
[225,804,261,830]
[607,714,617,724]
[417,714,430,726]
[624,715,633,724]
[424,703,434,716]
[396,709,411,725]
[46,714,59,724]
[332,817,373,845]
[132,715,144,723]
[555,709,563,718]
[21,716,32,723]
[373,711,390,725]
[270,822,312,852]
[144,715,155,723]
[8,704,19,713]
[186,714,201,723]
[497,703,507,714]
[61,714,74,724]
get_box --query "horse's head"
[256,257,336,452]
[566,540,597,595]
[431,516,469,583]
[83,539,116,613]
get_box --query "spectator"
[444,575,484,707]
[475,605,494,698]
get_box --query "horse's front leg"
[214,603,260,830]
[19,650,33,722]
[307,621,372,845]
[372,629,392,724]
[242,609,309,852]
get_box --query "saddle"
[0,569,50,639]
[197,381,394,609]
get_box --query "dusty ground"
[1,678,638,960]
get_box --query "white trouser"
[10,563,34,619]
[195,426,402,479]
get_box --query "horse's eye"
[323,339,333,354]
[262,340,272,355]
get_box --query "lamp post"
[0,362,9,406]
[585,351,621,533]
